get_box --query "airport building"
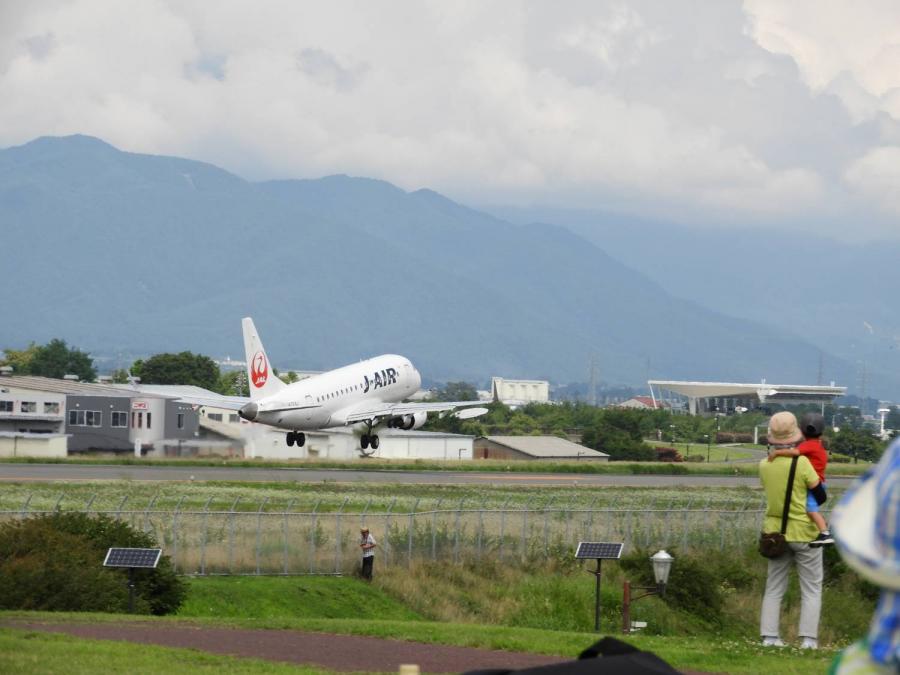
[474,436,608,461]
[489,377,550,407]
[648,380,847,416]
[0,374,199,456]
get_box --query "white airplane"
[191,318,488,454]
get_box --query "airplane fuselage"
[241,354,421,431]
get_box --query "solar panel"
[103,548,162,569]
[575,542,624,560]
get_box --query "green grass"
[0,627,328,674]
[0,613,837,674]
[0,477,772,513]
[178,576,421,621]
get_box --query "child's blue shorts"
[806,480,826,513]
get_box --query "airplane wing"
[343,400,488,425]
[170,393,249,411]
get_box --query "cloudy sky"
[2,0,900,239]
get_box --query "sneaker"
[809,531,835,547]
[800,637,818,650]
[762,636,786,647]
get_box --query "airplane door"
[304,395,315,421]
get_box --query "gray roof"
[478,435,608,458]
[0,375,170,398]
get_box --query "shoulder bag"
[758,456,799,558]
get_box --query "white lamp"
[650,550,674,593]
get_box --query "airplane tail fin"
[242,317,287,401]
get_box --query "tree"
[829,428,884,463]
[433,381,478,402]
[133,352,220,390]
[2,339,96,381]
[0,343,39,374]
[886,407,900,431]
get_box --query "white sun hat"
[832,439,900,591]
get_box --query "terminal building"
[647,380,847,416]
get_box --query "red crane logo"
[250,351,268,388]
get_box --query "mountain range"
[0,135,892,396]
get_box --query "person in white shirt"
[359,526,376,580]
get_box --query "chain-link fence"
[3,492,832,575]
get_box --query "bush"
[655,447,683,462]
[684,454,705,462]
[715,432,755,444]
[621,549,724,622]
[0,513,187,615]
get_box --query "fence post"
[228,496,241,574]
[142,494,159,536]
[682,498,693,551]
[53,493,64,512]
[20,493,32,519]
[498,496,511,562]
[476,497,487,560]
[522,497,535,561]
[200,496,213,576]
[543,496,555,556]
[115,495,128,521]
[85,494,97,513]
[281,499,297,574]
[585,497,598,541]
[431,498,443,561]
[172,495,185,573]
[310,499,321,574]
[335,497,348,574]
[385,498,397,567]
[256,497,269,575]
[408,498,420,568]
[453,498,464,564]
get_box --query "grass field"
[1,478,872,673]
[1,572,845,675]
[0,454,873,477]
[0,627,329,674]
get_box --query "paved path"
[8,621,711,674]
[0,462,857,488]
[8,621,566,673]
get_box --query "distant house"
[474,435,608,461]
[618,396,667,410]
[491,377,550,407]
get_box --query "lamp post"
[622,550,674,634]
[669,424,676,444]
[704,434,710,463]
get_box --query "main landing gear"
[360,433,379,450]
[286,431,306,447]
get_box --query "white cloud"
[0,1,897,237]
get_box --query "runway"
[0,463,857,488]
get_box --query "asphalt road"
[0,463,857,488]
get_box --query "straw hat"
[767,411,803,446]
[833,439,900,590]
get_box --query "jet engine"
[389,412,428,430]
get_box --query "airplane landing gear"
[286,431,306,447]
[360,433,379,450]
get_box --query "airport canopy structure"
[648,380,847,416]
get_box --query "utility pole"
[859,361,868,415]
[589,356,598,407]
[816,353,824,386]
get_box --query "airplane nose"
[238,402,258,421]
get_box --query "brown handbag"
[758,456,798,558]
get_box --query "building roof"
[477,435,608,459]
[621,396,666,408]
[0,375,171,398]
[648,380,846,401]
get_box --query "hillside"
[0,135,866,389]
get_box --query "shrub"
[0,513,187,615]
[655,447,683,462]
[684,454,705,462]
[620,549,724,622]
